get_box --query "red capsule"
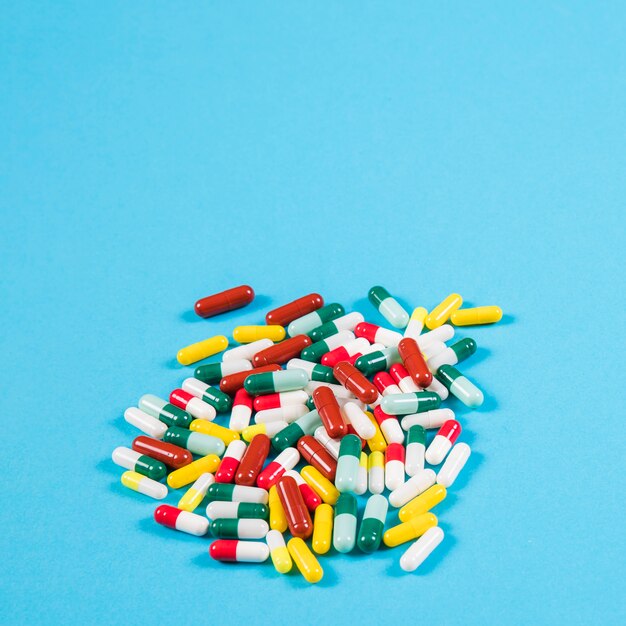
[265,293,324,326]
[276,475,313,539]
[386,442,405,463]
[235,434,270,486]
[398,337,432,388]
[194,285,255,318]
[312,386,347,438]
[209,539,239,561]
[215,440,246,483]
[333,361,379,405]
[252,335,312,367]
[297,435,337,481]
[169,388,197,411]
[219,364,281,395]
[154,504,182,529]
[438,419,462,442]
[132,436,192,469]
[373,371,397,394]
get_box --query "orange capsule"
[297,436,337,481]
[252,335,313,368]
[276,475,313,539]
[398,337,432,388]
[265,293,324,326]
[235,434,271,486]
[313,386,347,438]
[194,285,255,318]
[333,361,379,405]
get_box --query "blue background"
[1,1,624,624]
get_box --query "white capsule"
[425,435,454,465]
[255,421,289,437]
[184,396,217,421]
[335,396,365,410]
[112,447,142,470]
[267,390,310,406]
[385,459,405,491]
[379,416,405,445]
[254,405,308,424]
[216,359,253,375]
[405,440,426,476]
[427,346,462,373]
[320,330,356,351]
[400,526,444,572]
[334,337,371,359]
[271,448,301,473]
[381,382,403,397]
[206,501,247,519]
[234,541,270,562]
[424,377,449,400]
[306,381,355,399]
[233,519,270,539]
[223,339,273,362]
[124,407,167,439]
[330,312,365,332]
[416,325,454,349]
[362,342,386,355]
[388,469,436,508]
[396,374,420,393]
[229,400,252,432]
[374,327,404,347]
[355,453,368,495]
[122,472,168,499]
[401,408,455,431]
[174,510,209,536]
[181,377,210,399]
[286,358,317,378]
[404,309,426,340]
[230,485,269,504]
[343,402,376,440]
[437,443,471,488]
[368,464,385,495]
[314,426,340,459]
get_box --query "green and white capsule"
[287,358,337,383]
[435,364,484,408]
[112,447,167,481]
[355,347,401,376]
[182,378,233,412]
[357,494,388,553]
[308,312,365,342]
[300,330,355,362]
[427,338,477,373]
[380,392,441,415]
[244,369,308,395]
[368,286,410,329]
[139,394,193,428]
[405,425,426,476]
[335,434,361,493]
[194,359,252,384]
[333,493,358,553]
[206,501,269,520]
[163,426,225,456]
[271,410,323,451]
[210,518,269,539]
[287,303,345,337]
[207,483,269,504]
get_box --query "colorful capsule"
[400,526,444,571]
[163,426,225,456]
[405,425,426,476]
[244,369,308,395]
[132,436,192,469]
[437,365,484,408]
[364,411,387,453]
[271,410,322,451]
[297,435,337,481]
[253,390,309,411]
[399,484,447,521]
[235,434,271,486]
[222,339,273,363]
[398,337,432,388]
[389,469,436,508]
[266,529,292,573]
[309,312,364,342]
[206,501,268,520]
[233,325,286,344]
[437,442,471,487]
[182,378,232,413]
[194,359,252,384]
[357,494,388,553]
[154,505,209,536]
[169,388,216,421]
[321,337,372,367]
[404,307,428,340]
[268,486,288,532]
[276,475,313,539]
[421,339,447,361]
[380,392,441,415]
[313,426,341,459]
[301,465,340,505]
[252,335,313,368]
[373,405,404,445]
[355,452,368,495]
[256,447,300,489]
[425,294,463,329]
[306,380,355,399]
[194,285,254,319]
[189,419,239,445]
[427,338,477,373]
[215,440,246,483]
[355,322,403,347]
[178,472,215,512]
[287,537,323,583]
[383,512,438,547]
[313,386,347,439]
[385,443,405,491]
[123,407,167,439]
[389,363,420,394]
[255,405,308,424]
[286,358,337,383]
[312,503,333,555]
[333,493,357,553]
[342,402,376,440]
[424,376,450,401]
[354,347,401,376]
[139,394,192,428]
[220,363,281,394]
[167,454,220,489]
[373,372,403,397]
[401,408,456,431]
[229,388,253,432]
[426,420,462,465]
[284,470,322,511]
[242,421,288,442]
[112,447,166,481]
[333,361,379,405]
[266,293,324,326]
[177,335,229,366]
[287,303,345,337]
[210,518,269,539]
[207,483,269,504]
[368,451,385,494]
[417,325,455,349]
[335,434,361,493]
[368,286,409,329]
[209,539,269,563]
[450,305,502,326]
[301,330,356,363]
[121,471,167,500]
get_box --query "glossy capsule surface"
[400,526,444,572]
[132,436,192,469]
[182,378,232,413]
[380,392,441,415]
[255,405,308,424]
[321,337,371,367]
[385,443,405,491]
[355,347,401,376]
[284,470,321,511]
[313,386,347,438]
[287,303,345,337]
[139,394,193,429]
[223,339,273,363]
[266,293,324,326]
[276,476,313,539]
[404,307,428,340]
[194,285,254,319]
[112,447,166,481]
[427,337,477,373]
[229,388,253,432]
[368,451,385,495]
[169,388,216,421]
[437,442,471,487]
[288,537,323,583]
[121,471,167,500]
[450,305,502,326]
[235,434,271,486]
[207,483,269,504]
[287,358,337,383]
[194,359,252,384]
[215,440,246,483]
[256,447,300,489]
[178,473,215,512]
[335,434,361,493]
[254,390,309,411]
[355,322,403,347]
[401,408,456,431]
[206,501,269,520]
[389,469,437,508]
[124,407,167,439]
[210,518,269,539]
[312,503,333,554]
[154,505,209,536]
[333,493,357,553]
[333,361,379,404]
[220,364,281,395]
[297,435,337,480]
[426,420,462,465]
[399,484,447,521]
[233,325,286,343]
[405,425,426,476]
[177,335,228,366]
[383,512,438,547]
[357,494,388,553]
[364,411,387,453]
[436,365,483,408]
[242,421,288,442]
[271,410,322,452]
[300,465,339,505]
[301,330,355,362]
[164,426,225,457]
[252,335,313,368]
[190,419,239,445]
[398,337,432,388]
[209,539,269,563]
[244,369,308,395]
[309,312,364,342]
[268,486,289,532]
[342,402,376,441]
[266,529,292,573]
[167,454,220,489]
[425,293,463,330]
[368,286,409,328]
[373,405,404,445]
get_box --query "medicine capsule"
[427,337,477,373]
[425,293,463,330]
[266,293,324,326]
[163,426,225,457]
[268,486,288,532]
[312,386,347,439]
[401,408,456,431]
[297,435,337,481]
[229,388,253,432]
[421,339,447,361]
[355,322,403,347]
[194,359,252,384]
[178,472,215,512]
[287,537,323,583]
[335,434,361,493]
[355,452,368,495]
[309,312,364,342]
[207,482,269,504]
[380,391,441,415]
[363,412,387,453]
[233,325,286,344]
[276,475,313,539]
[373,405,404,445]
[313,426,341,459]
[287,303,345,337]
[286,358,337,383]
[284,470,321,511]
[209,539,269,563]
[242,421,288,442]
[244,369,308,395]
[154,505,209,536]
[255,405,308,424]
[357,494,388,553]
[373,371,403,397]
[169,388,216,421]
[400,526,444,572]
[206,501,268,520]
[139,394,193,428]
[190,419,239,445]
[450,305,503,326]
[399,484,447,521]
[437,442,471,487]
[132,436,192,469]
[253,390,309,411]
[223,339,273,363]
[121,471,167,500]
[123,407,167,439]
[300,465,340,505]
[252,335,312,368]
[389,469,436,508]
[424,376,450,401]
[210,518,269,540]
[417,324,455,349]
[385,443,405,491]
[112,447,167,481]
[220,364,281,395]
[266,529,292,574]
[271,410,322,452]
[301,330,356,363]
[398,337,432,388]
[354,346,401,376]
[404,307,428,340]
[306,380,355,400]
[368,451,385,495]
[333,493,357,553]
[320,337,372,368]
[368,286,409,329]
[383,512,438,547]
[426,420,462,465]
[435,364,484,408]
[256,447,300,489]
[177,335,229,366]
[182,378,232,413]
[342,402,376,440]
[215,440,246,483]
[405,425,426,476]
[312,503,333,554]
[167,454,220,489]
[235,434,271,486]
[194,285,255,319]
[333,361,379,405]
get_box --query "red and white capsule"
[425,420,462,465]
[253,390,309,411]
[321,337,370,367]
[169,389,216,421]
[209,539,270,563]
[283,470,321,511]
[229,388,253,431]
[389,363,419,393]
[215,440,247,483]
[385,443,405,491]
[254,405,308,424]
[154,504,209,536]
[256,448,301,490]
[355,322,403,347]
[373,405,404,444]
[373,372,403,397]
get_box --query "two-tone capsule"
[286,358,337,383]
[425,420,462,465]
[287,303,345,337]
[427,338,477,373]
[385,443,405,491]
[244,369,308,395]
[194,359,252,384]
[139,394,193,428]
[335,434,362,493]
[404,307,428,340]
[368,286,409,328]
[121,471,167,500]
[333,493,357,553]
[266,529,292,573]
[207,483,269,504]
[321,337,372,367]
[154,505,209,536]
[210,539,269,563]
[266,293,324,326]
[435,364,484,408]
[256,447,300,489]
[357,494,388,553]
[401,408,455,431]
[229,388,253,432]
[368,451,385,494]
[112,447,167,481]
[169,389,216,421]
[301,330,356,363]
[164,426,225,456]
[210,518,269,539]
[271,410,322,451]
[373,405,404,444]
[355,322,403,347]
[405,425,426,476]
[381,391,441,415]
[354,346,401,376]
[178,473,215,512]
[206,501,269,520]
[309,312,364,342]
[215,440,246,483]
[182,378,233,413]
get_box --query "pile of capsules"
[113,285,503,582]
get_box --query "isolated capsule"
[206,501,269,520]
[405,425,426,476]
[209,539,269,563]
[437,442,471,487]
[335,434,361,493]
[271,410,322,452]
[222,339,273,363]
[300,465,339,505]
[333,493,358,553]
[207,483,269,505]
[355,322,403,347]
[132,436,192,469]
[154,505,209,536]
[333,361,379,405]
[194,285,254,319]
[265,293,324,326]
[112,447,166,481]
[229,388,253,432]
[401,408,456,431]
[425,420,462,465]
[368,286,409,329]
[287,303,345,337]
[435,364,484,408]
[425,294,463,330]
[266,529,292,574]
[427,338,477,373]
[404,307,428,340]
[286,358,337,383]
[288,537,323,583]
[400,526,444,572]
[123,407,167,439]
[309,312,364,342]
[383,512,438,547]
[244,369,308,395]
[139,394,193,428]
[381,392,441,415]
[235,434,271,486]
[357,494,388,553]
[354,347,401,376]
[233,325,286,344]
[399,484,447,521]
[177,335,229,366]
[368,451,385,495]
[210,518,269,540]
[189,419,239,445]
[167,454,220,489]
[121,471,167,500]
[169,388,216,421]
[194,359,252,384]
[450,305,502,326]
[252,335,312,368]
[389,469,436,508]
[398,337,432,388]
[178,473,215,512]
[163,426,225,457]
[385,443,405,491]
[182,378,232,413]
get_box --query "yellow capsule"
[287,537,323,584]
[425,294,463,330]
[177,335,228,366]
[266,530,292,574]
[399,484,447,522]
[368,450,384,470]
[121,471,167,499]
[312,503,334,554]
[301,465,339,505]
[365,411,387,452]
[242,423,274,443]
[410,307,428,323]
[167,454,220,489]
[383,512,438,547]
[177,473,215,512]
[450,306,503,326]
[269,486,288,532]
[190,419,239,444]
[233,325,286,343]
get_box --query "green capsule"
[354,347,401,375]
[210,518,269,539]
[436,364,484,408]
[306,396,315,410]
[287,303,345,337]
[206,501,269,520]
[335,434,361,493]
[139,394,193,428]
[407,424,426,446]
[200,386,232,413]
[309,363,337,383]
[380,392,441,415]
[194,360,253,384]
[112,447,167,481]
[272,410,322,451]
[308,313,364,342]
[357,494,388,553]
[333,493,357,553]
[368,286,409,329]
[206,483,268,504]
[244,369,308,394]
[163,426,225,456]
